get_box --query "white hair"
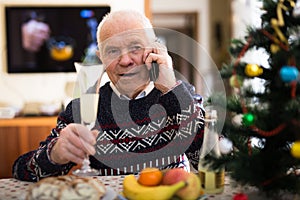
[96,9,156,45]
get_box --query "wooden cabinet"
[0,117,57,178]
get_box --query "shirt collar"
[109,81,154,100]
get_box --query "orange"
[137,167,163,186]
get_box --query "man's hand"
[22,19,50,52]
[143,42,177,93]
[50,124,98,165]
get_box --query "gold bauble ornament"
[245,64,263,77]
[291,141,300,158]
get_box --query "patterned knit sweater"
[12,81,205,182]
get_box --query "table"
[0,176,124,200]
[0,175,299,200]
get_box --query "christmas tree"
[208,0,300,196]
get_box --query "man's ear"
[96,50,102,61]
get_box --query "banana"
[123,174,186,200]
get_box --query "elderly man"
[13,9,205,181]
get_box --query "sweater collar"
[109,81,154,100]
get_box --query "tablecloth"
[0,175,299,200]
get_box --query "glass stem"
[82,157,91,171]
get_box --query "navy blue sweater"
[12,81,205,181]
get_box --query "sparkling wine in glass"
[72,62,105,176]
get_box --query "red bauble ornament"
[233,193,248,200]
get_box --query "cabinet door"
[0,127,20,178]
[0,117,56,178]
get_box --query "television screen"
[5,6,110,73]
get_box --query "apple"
[161,168,189,185]
[161,168,202,200]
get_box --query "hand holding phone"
[149,61,159,81]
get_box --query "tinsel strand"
[260,29,289,51]
[250,123,287,137]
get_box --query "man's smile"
[119,72,137,77]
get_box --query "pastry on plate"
[26,175,106,200]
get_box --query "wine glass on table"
[72,62,105,176]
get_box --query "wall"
[151,0,224,98]
[0,0,145,113]
[152,0,210,53]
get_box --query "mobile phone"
[149,61,159,81]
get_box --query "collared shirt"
[109,81,155,100]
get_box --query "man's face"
[99,30,151,97]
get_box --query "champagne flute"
[72,62,105,176]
